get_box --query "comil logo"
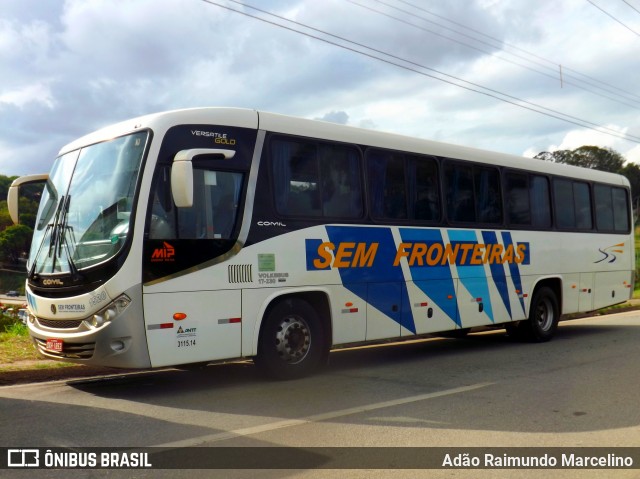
[151,242,175,262]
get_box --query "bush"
[0,313,27,336]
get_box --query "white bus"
[8,108,634,379]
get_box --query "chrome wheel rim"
[275,315,311,364]
[535,297,554,331]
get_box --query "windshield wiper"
[29,194,65,279]
[28,222,54,280]
[56,195,83,281]
[30,194,83,280]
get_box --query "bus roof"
[59,107,629,187]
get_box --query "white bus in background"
[7,108,634,379]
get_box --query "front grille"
[38,318,84,329]
[34,338,95,360]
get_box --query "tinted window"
[445,163,501,224]
[506,172,530,225]
[554,179,575,229]
[272,138,362,218]
[531,175,551,228]
[554,179,593,230]
[445,163,475,222]
[319,144,364,218]
[594,184,614,231]
[594,184,630,233]
[475,167,502,224]
[410,156,439,221]
[573,182,592,230]
[612,187,630,232]
[368,151,407,219]
[149,165,243,240]
[367,151,440,222]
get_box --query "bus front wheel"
[511,286,559,342]
[255,298,326,380]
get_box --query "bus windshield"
[29,131,148,275]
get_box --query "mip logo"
[151,242,175,262]
[595,242,625,264]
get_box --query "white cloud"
[1,0,639,175]
[0,83,55,109]
[316,110,349,124]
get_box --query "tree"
[0,224,33,265]
[0,176,17,201]
[534,146,625,173]
[620,162,640,207]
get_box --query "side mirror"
[7,174,49,224]
[171,160,194,208]
[170,148,236,208]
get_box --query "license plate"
[46,338,63,352]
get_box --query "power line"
[199,0,640,144]
[391,0,640,103]
[621,0,640,16]
[360,0,640,107]
[587,0,640,37]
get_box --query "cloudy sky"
[1,0,640,176]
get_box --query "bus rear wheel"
[255,298,326,380]
[511,286,559,342]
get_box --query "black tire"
[255,298,327,380]
[517,286,559,342]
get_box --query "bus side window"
[554,179,592,231]
[178,167,243,239]
[573,181,592,230]
[475,166,502,224]
[554,179,575,229]
[444,162,475,223]
[409,155,440,222]
[319,144,363,218]
[594,184,614,231]
[595,184,630,232]
[506,172,530,225]
[367,150,407,220]
[272,139,320,217]
[271,138,363,219]
[612,187,630,232]
[530,175,551,228]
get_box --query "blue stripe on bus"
[482,230,512,319]
[326,225,416,334]
[448,229,494,323]
[304,226,531,332]
[501,231,525,313]
[399,228,459,327]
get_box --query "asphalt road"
[1,312,640,479]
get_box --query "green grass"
[0,313,40,364]
[0,313,79,371]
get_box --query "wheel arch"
[529,276,563,316]
[251,288,333,357]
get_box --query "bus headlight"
[88,294,131,330]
